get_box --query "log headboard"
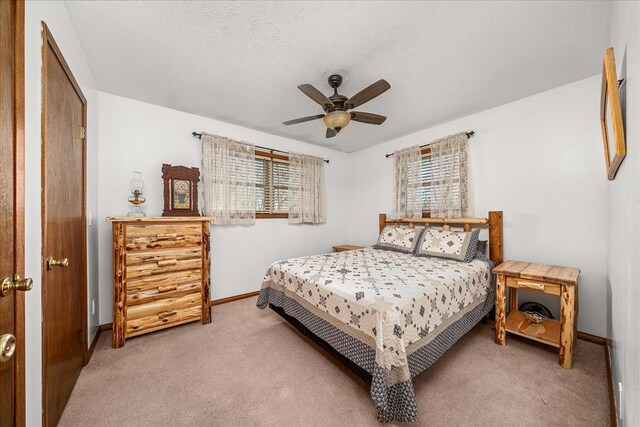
[378,211,503,265]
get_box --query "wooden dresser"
[107,216,214,348]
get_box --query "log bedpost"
[379,213,387,234]
[488,211,503,266]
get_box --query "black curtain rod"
[192,132,329,163]
[384,131,475,158]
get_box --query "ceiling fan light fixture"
[284,75,390,139]
[323,110,351,131]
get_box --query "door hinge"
[78,126,86,140]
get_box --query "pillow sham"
[415,228,480,263]
[373,225,423,254]
[476,239,488,256]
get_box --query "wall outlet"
[91,298,95,316]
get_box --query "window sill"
[256,213,288,219]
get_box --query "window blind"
[255,155,289,214]
[415,152,462,211]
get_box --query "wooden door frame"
[40,21,88,425]
[10,2,27,426]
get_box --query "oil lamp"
[127,171,146,217]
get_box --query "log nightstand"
[332,245,365,252]
[493,261,580,369]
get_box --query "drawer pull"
[157,285,178,293]
[518,280,545,291]
[156,233,177,240]
[158,310,178,320]
[157,259,178,267]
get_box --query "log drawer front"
[108,216,214,348]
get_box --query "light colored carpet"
[59,297,610,426]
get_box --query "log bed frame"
[378,211,503,266]
[270,210,504,384]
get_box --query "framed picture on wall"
[600,47,626,180]
[162,164,200,216]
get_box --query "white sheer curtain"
[201,133,256,225]
[426,132,471,218]
[393,145,422,219]
[288,153,326,224]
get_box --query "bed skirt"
[257,285,495,423]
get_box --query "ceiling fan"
[283,74,390,138]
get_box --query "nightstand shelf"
[504,310,560,348]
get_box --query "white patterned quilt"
[260,247,492,386]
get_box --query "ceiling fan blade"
[346,79,390,109]
[282,114,325,125]
[351,111,387,125]
[298,84,334,109]
[326,128,337,138]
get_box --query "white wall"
[346,76,608,336]
[97,77,611,336]
[24,2,100,425]
[96,92,350,325]
[606,1,639,425]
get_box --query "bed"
[256,212,503,423]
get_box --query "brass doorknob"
[46,257,69,270]
[0,334,16,363]
[0,275,33,297]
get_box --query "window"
[255,151,289,218]
[416,148,463,216]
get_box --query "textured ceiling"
[65,1,611,152]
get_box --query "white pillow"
[415,228,480,262]
[373,225,423,254]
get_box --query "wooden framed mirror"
[600,47,626,180]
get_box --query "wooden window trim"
[256,150,288,161]
[255,150,289,218]
[256,213,288,219]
